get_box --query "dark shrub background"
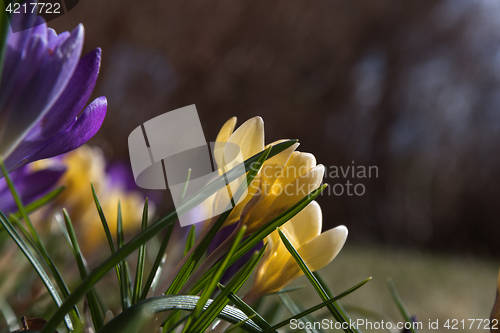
[51,0,500,256]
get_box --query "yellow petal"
[260,142,299,188]
[227,116,265,160]
[216,117,237,144]
[281,201,322,247]
[271,152,316,191]
[295,225,348,271]
[242,164,325,234]
[214,117,237,169]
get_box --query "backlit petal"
[296,225,348,271]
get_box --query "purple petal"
[26,96,107,162]
[40,48,101,137]
[4,49,102,171]
[0,24,84,157]
[0,165,66,214]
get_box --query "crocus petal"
[0,165,66,213]
[295,225,348,271]
[25,97,107,162]
[260,141,299,188]
[215,117,237,144]
[214,117,237,171]
[282,200,322,246]
[243,164,325,233]
[1,24,84,157]
[4,49,102,172]
[40,48,101,137]
[225,116,264,169]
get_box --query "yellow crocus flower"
[210,117,323,234]
[245,200,348,302]
[33,145,150,252]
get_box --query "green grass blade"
[387,278,419,333]
[313,271,357,330]
[91,183,126,309]
[187,245,267,333]
[279,293,323,333]
[141,225,173,300]
[11,186,65,221]
[164,314,190,333]
[0,160,39,243]
[63,209,104,330]
[184,225,196,256]
[180,168,192,202]
[40,141,294,333]
[92,182,117,254]
[264,278,371,333]
[277,228,356,333]
[183,225,247,332]
[220,285,273,331]
[225,314,257,333]
[133,199,149,304]
[0,212,74,331]
[0,159,80,324]
[0,296,19,332]
[96,295,262,333]
[189,184,328,295]
[117,201,132,310]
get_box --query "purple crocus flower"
[0,164,66,214]
[0,12,106,175]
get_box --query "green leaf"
[180,168,192,202]
[96,295,262,333]
[40,140,296,333]
[387,278,419,333]
[91,183,126,309]
[189,184,328,295]
[0,159,80,325]
[220,285,273,332]
[141,224,173,300]
[63,209,104,330]
[184,225,196,256]
[186,244,267,333]
[0,295,20,332]
[133,199,149,304]
[313,271,357,331]
[184,225,248,332]
[264,278,372,333]
[117,201,132,310]
[0,212,74,331]
[277,227,358,333]
[278,293,323,333]
[92,182,116,254]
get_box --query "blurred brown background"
[50,0,500,256]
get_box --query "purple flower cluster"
[0,12,106,175]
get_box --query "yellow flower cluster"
[210,117,325,235]
[33,145,150,252]
[209,117,348,301]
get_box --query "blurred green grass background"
[277,243,499,332]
